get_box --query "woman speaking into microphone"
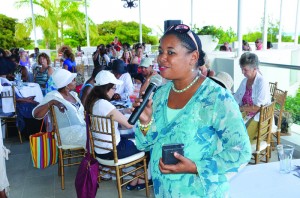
[132,24,251,197]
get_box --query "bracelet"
[138,117,154,132]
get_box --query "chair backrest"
[256,102,275,151]
[273,88,288,130]
[88,114,118,163]
[269,82,277,101]
[1,85,17,112]
[50,106,62,147]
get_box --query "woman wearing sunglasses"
[133,24,251,197]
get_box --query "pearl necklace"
[171,75,200,93]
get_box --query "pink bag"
[75,114,99,198]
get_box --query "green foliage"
[95,20,158,46]
[285,87,300,125]
[193,25,237,44]
[0,14,31,49]
[242,32,262,42]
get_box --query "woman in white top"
[111,59,134,101]
[234,52,271,143]
[85,70,148,190]
[32,69,86,148]
[85,70,138,159]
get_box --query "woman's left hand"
[159,152,197,174]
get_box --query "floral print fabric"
[135,79,251,198]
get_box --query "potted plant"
[193,25,224,52]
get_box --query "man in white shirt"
[111,59,134,100]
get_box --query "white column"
[294,0,300,45]
[30,0,38,47]
[190,0,193,28]
[139,0,142,44]
[278,0,283,49]
[84,0,90,47]
[262,0,268,50]
[237,0,243,57]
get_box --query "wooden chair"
[88,114,150,198]
[50,106,85,190]
[269,82,277,101]
[271,88,288,147]
[251,102,275,164]
[0,85,22,143]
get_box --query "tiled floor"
[4,137,154,198]
[4,135,282,198]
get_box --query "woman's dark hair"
[37,52,51,65]
[0,48,6,57]
[91,66,103,78]
[239,52,259,69]
[85,83,114,114]
[161,27,205,67]
[63,49,75,62]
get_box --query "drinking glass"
[277,144,294,174]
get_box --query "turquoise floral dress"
[135,78,251,198]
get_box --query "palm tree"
[15,0,95,49]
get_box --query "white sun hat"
[139,58,153,68]
[94,70,123,86]
[210,72,234,90]
[52,69,77,89]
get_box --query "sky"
[0,0,299,40]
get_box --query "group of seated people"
[1,37,272,195]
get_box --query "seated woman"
[120,50,132,65]
[199,53,215,77]
[63,49,76,73]
[234,52,271,143]
[111,59,134,101]
[34,53,54,95]
[79,67,102,107]
[0,57,42,138]
[14,56,29,82]
[85,70,146,190]
[32,69,86,147]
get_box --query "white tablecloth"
[2,83,43,113]
[229,159,300,198]
[18,82,43,102]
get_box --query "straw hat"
[210,72,233,90]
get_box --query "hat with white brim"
[52,69,77,89]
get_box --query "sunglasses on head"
[166,24,199,52]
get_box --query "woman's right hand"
[49,100,67,113]
[132,95,153,125]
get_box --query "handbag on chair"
[75,114,99,198]
[29,118,58,169]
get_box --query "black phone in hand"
[162,143,184,165]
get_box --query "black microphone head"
[150,75,163,86]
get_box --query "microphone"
[128,75,163,125]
